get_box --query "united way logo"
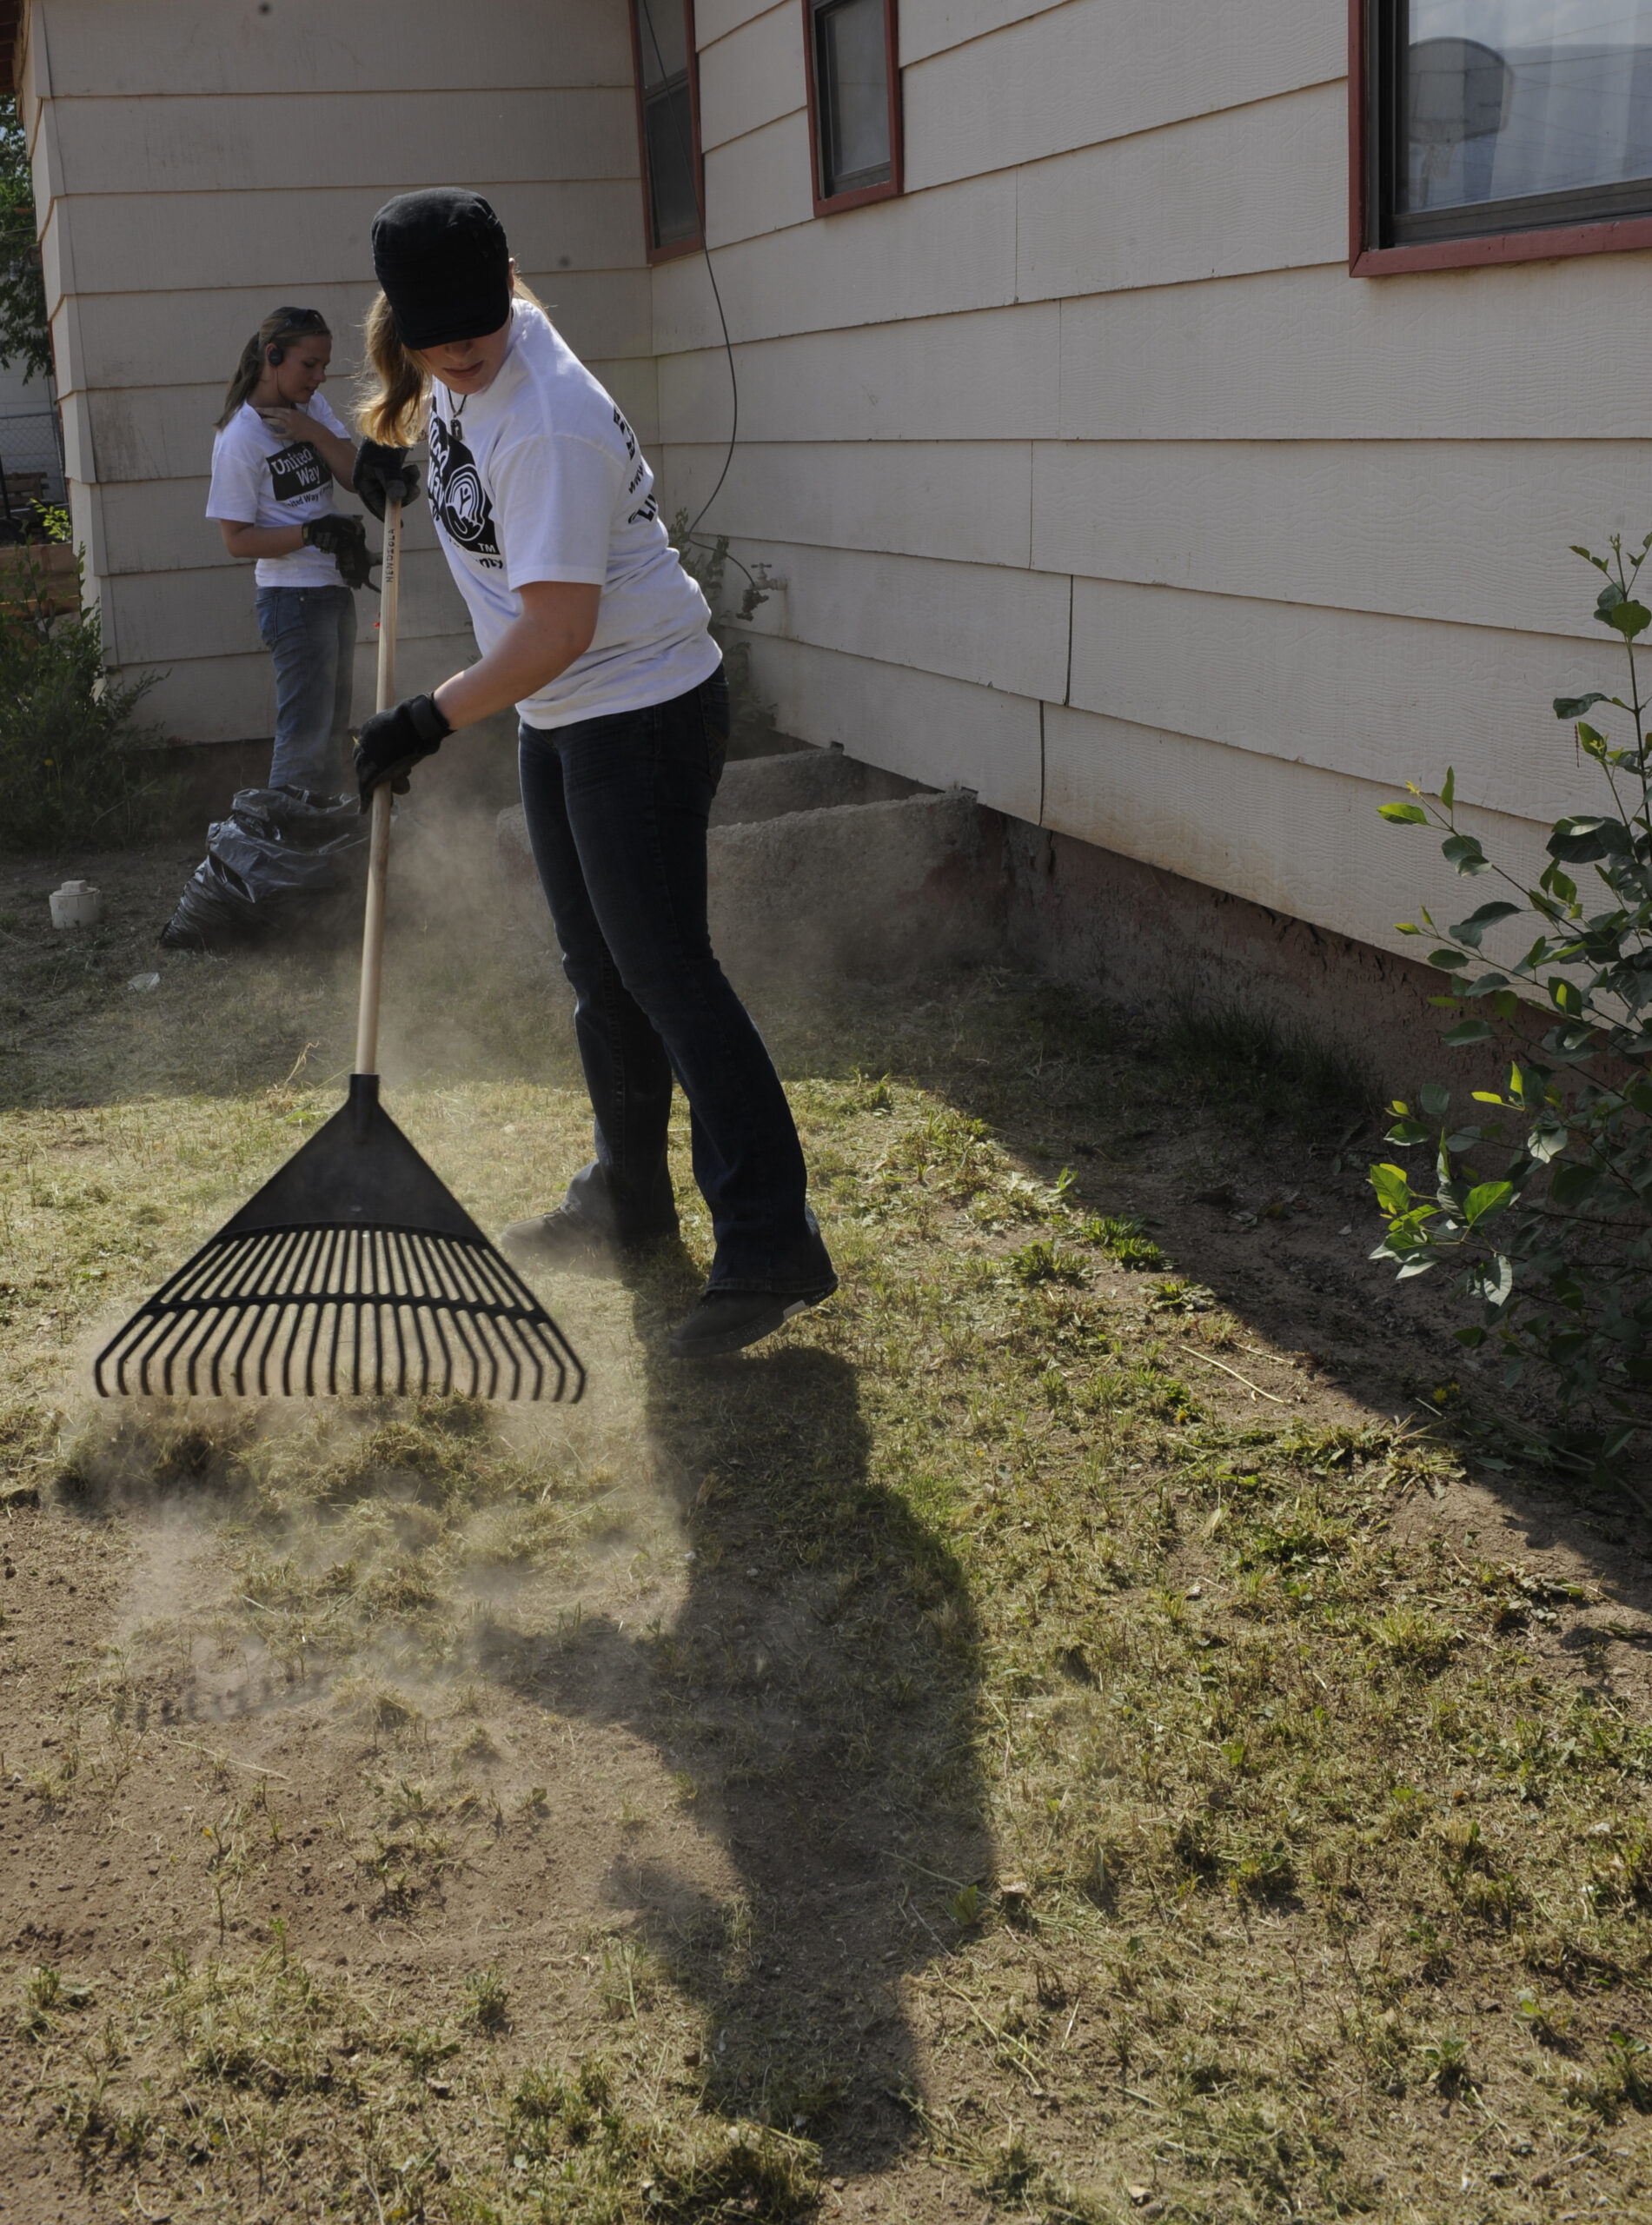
[267,442,327,507]
[428,408,499,556]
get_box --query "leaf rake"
[96,501,584,1405]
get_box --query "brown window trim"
[802,0,903,218]
[1348,0,1652,276]
[627,0,706,266]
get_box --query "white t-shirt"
[206,395,352,588]
[425,302,718,729]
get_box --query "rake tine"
[401,1240,436,1393]
[390,1232,419,1397]
[448,1294,487,1400]
[301,1229,343,1395]
[327,1271,347,1400]
[400,1234,437,1396]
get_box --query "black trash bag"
[159,786,368,952]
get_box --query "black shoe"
[500,1205,677,1274]
[667,1281,837,1361]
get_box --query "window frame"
[627,0,706,266]
[802,0,903,218]
[1349,0,1652,275]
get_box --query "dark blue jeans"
[517,667,833,1297]
[255,583,356,794]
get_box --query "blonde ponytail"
[357,274,548,446]
[359,293,425,445]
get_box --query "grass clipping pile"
[2,861,1652,2221]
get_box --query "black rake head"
[95,1078,584,1404]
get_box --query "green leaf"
[1605,598,1651,641]
[1463,1180,1514,1228]
[1527,1120,1569,1165]
[1397,921,1422,935]
[1550,1160,1602,1208]
[1428,950,1470,971]
[1443,1019,1496,1046]
[1370,1163,1413,1218]
[1379,801,1429,825]
[1555,691,1609,720]
[1385,1119,1430,1147]
[1548,976,1585,1015]
[1548,815,1631,863]
[1419,1083,1450,1119]
[1440,766,1456,811]
[1442,834,1490,875]
[1449,900,1520,946]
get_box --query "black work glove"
[353,440,423,522]
[301,512,373,590]
[354,693,451,811]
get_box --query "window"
[1352,2,1652,272]
[629,0,702,261]
[804,0,902,214]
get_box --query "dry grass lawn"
[1,811,1651,2223]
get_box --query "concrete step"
[710,747,923,827]
[496,742,1003,980]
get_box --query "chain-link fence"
[0,407,65,517]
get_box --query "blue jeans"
[517,667,834,1297]
[255,584,356,794]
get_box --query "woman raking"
[352,189,836,1360]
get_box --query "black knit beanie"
[371,189,512,350]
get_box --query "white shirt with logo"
[206,395,352,588]
[425,301,718,729]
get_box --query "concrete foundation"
[495,751,1000,982]
[493,739,1514,1095]
[998,821,1538,1099]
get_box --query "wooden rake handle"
[355,496,401,1079]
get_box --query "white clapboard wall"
[14,0,1651,980]
[654,0,1652,966]
[16,0,655,741]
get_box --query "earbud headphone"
[266,343,285,366]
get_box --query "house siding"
[654,0,1652,969]
[9,0,1649,983]
[17,0,651,745]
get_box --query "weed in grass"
[467,1963,510,2034]
[1370,1605,1459,1674]
[1079,1212,1164,1269]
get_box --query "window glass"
[637,0,688,91]
[817,0,892,196]
[632,0,700,251]
[645,80,700,245]
[1402,1,1652,215]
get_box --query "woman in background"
[349,188,835,1361]
[203,304,370,795]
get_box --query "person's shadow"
[514,1249,992,2169]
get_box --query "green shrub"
[1371,530,1652,1476]
[0,546,169,852]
